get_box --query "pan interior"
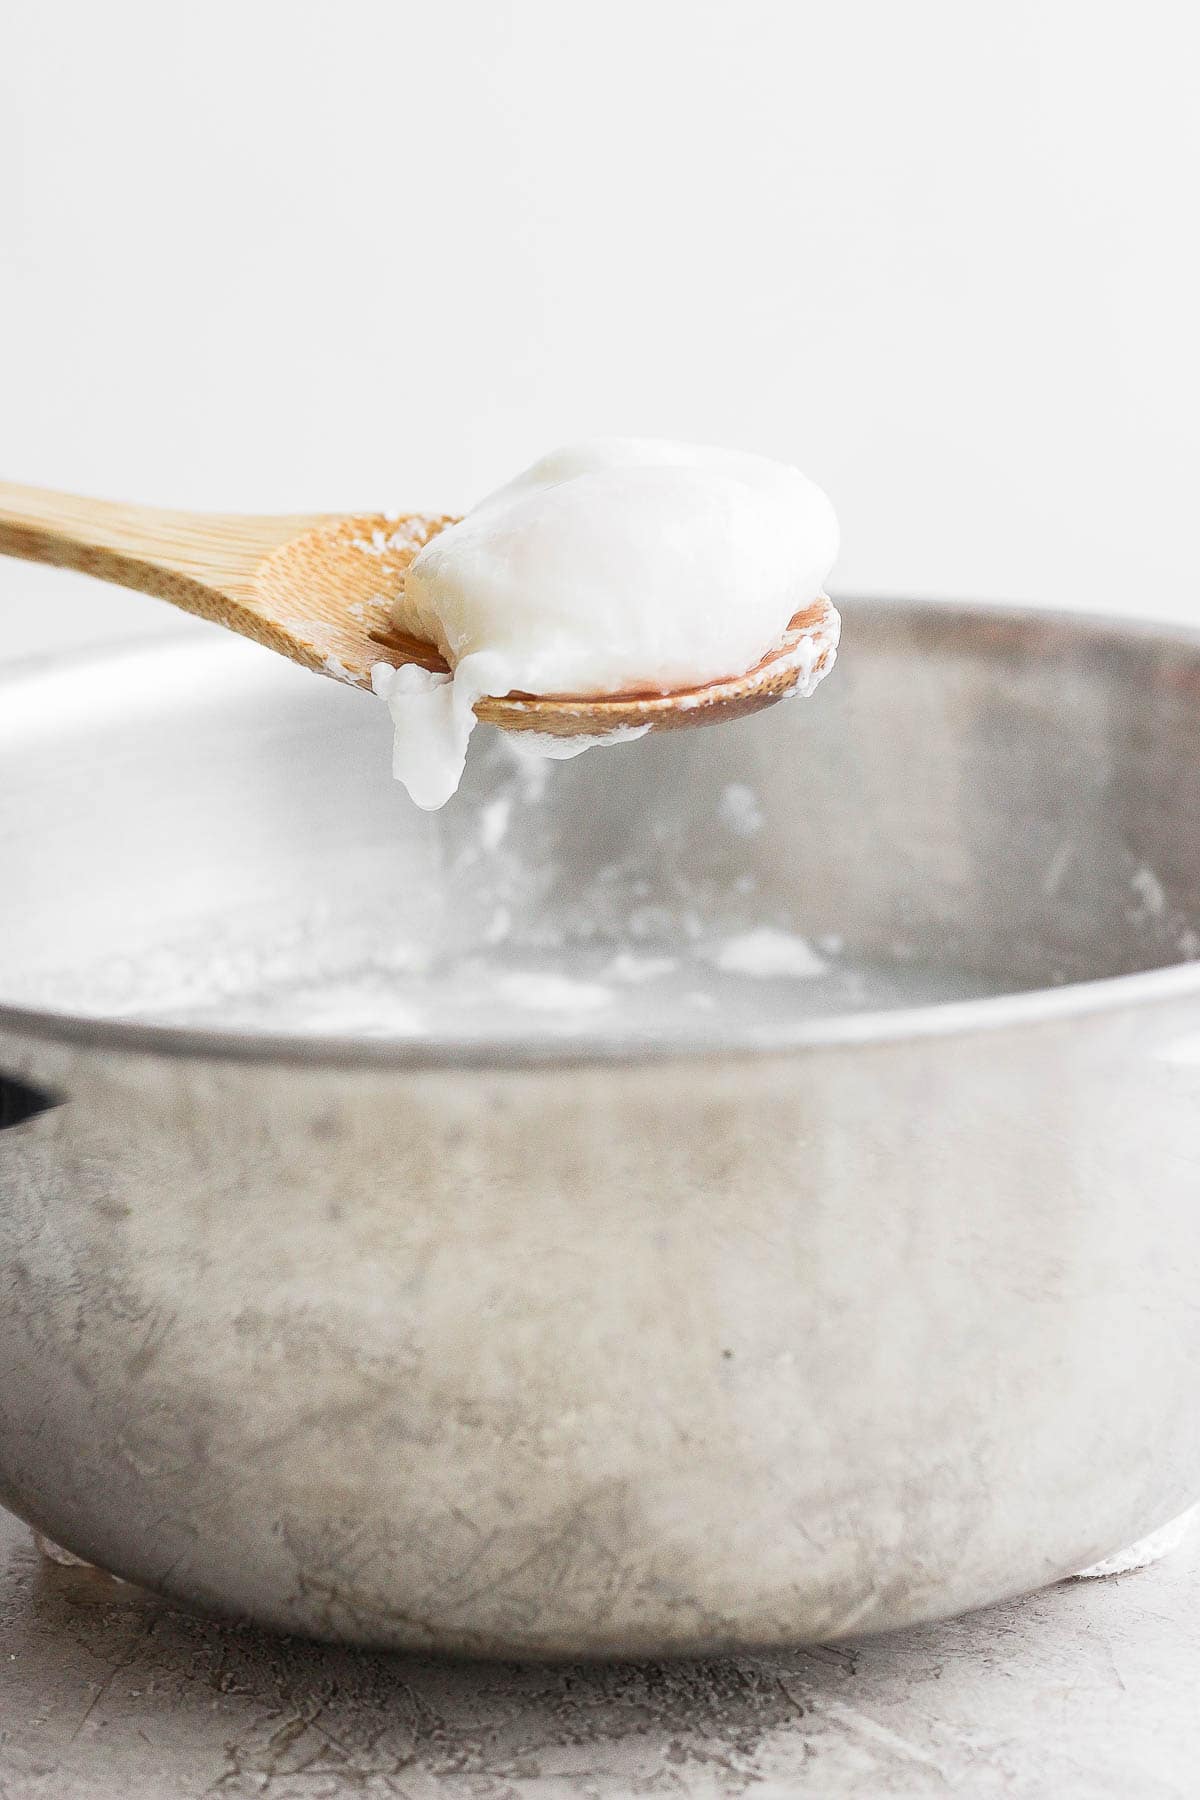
[3,603,1199,1050]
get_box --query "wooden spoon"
[0,482,838,738]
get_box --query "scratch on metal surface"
[806,1697,955,1783]
[68,1615,155,1742]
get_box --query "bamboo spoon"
[0,482,838,739]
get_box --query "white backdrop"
[3,0,1198,658]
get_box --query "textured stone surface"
[1,1507,1198,1797]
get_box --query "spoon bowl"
[0,484,838,738]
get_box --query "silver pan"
[1,599,1199,1656]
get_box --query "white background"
[3,0,1198,660]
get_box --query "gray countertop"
[1,1507,1197,1799]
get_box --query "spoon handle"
[0,481,326,613]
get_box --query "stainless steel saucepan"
[2,599,1199,1657]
